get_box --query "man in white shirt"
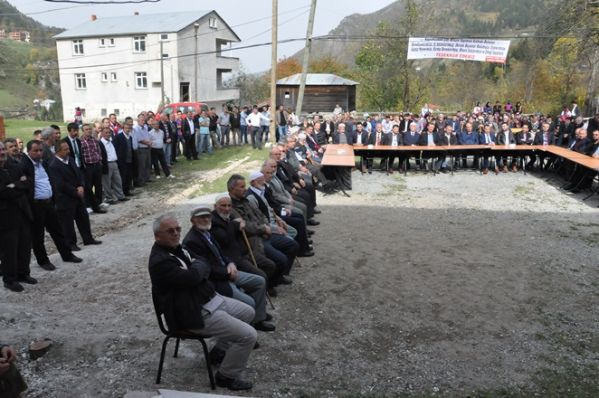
[99,128,128,204]
[246,106,268,150]
[148,118,173,179]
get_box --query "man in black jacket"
[0,142,35,292]
[20,140,82,271]
[113,118,135,197]
[182,205,274,332]
[47,141,101,251]
[149,214,256,391]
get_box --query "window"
[108,38,115,46]
[114,109,120,116]
[133,36,146,52]
[160,33,168,40]
[110,72,117,82]
[101,72,108,82]
[135,72,147,88]
[101,108,107,117]
[75,73,86,89]
[99,38,106,47]
[162,53,169,58]
[208,17,218,29]
[72,40,84,55]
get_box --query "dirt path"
[2,169,598,397]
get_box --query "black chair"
[152,293,216,389]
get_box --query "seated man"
[563,129,599,193]
[229,174,298,286]
[0,342,27,397]
[418,122,442,171]
[210,194,279,296]
[182,205,275,332]
[251,169,313,257]
[381,124,405,173]
[148,214,256,390]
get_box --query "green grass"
[2,119,65,142]
[141,145,268,198]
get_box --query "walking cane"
[241,228,275,310]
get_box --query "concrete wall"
[56,11,239,122]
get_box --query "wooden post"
[269,0,278,141]
[295,0,317,116]
[0,114,5,141]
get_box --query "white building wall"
[56,11,239,122]
[177,12,239,105]
[57,32,180,121]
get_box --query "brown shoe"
[502,166,508,173]
[512,165,518,172]
[483,168,489,175]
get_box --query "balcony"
[216,55,239,71]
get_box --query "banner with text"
[407,37,511,64]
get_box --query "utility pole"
[269,0,278,140]
[160,40,165,105]
[194,23,199,102]
[295,0,317,116]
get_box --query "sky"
[8,0,396,72]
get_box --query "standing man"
[239,106,249,145]
[79,124,107,213]
[0,142,34,292]
[21,140,82,271]
[219,104,231,147]
[246,106,268,150]
[113,117,135,197]
[99,127,128,203]
[209,107,220,150]
[132,113,152,184]
[148,118,173,179]
[181,111,198,161]
[276,105,289,143]
[196,110,212,156]
[47,141,102,251]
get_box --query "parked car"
[157,102,208,116]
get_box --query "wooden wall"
[277,85,356,114]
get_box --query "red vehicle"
[157,102,208,117]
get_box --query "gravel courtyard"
[1,167,598,397]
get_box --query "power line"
[43,0,160,3]
[54,5,311,64]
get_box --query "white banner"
[407,37,511,64]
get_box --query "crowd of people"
[2,98,599,393]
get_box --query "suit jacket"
[584,141,599,156]
[402,131,420,146]
[516,132,535,145]
[182,227,233,297]
[418,132,441,146]
[533,131,554,145]
[210,210,248,264]
[63,136,85,170]
[478,132,496,145]
[496,131,516,145]
[47,157,85,211]
[148,243,215,331]
[180,117,195,139]
[113,131,134,167]
[382,132,404,146]
[315,131,328,146]
[440,133,458,146]
[41,143,55,168]
[458,131,479,145]
[573,138,590,154]
[332,131,355,145]
[0,161,33,231]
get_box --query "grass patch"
[3,119,65,142]
[513,184,535,196]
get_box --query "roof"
[277,73,359,86]
[54,11,240,41]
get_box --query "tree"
[276,57,302,79]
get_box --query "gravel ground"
[1,166,598,398]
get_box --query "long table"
[321,144,599,173]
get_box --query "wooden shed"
[276,73,358,114]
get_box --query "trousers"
[229,271,267,322]
[191,295,256,379]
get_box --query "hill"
[0,0,63,45]
[0,0,62,118]
[295,0,558,66]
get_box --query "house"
[276,73,358,114]
[54,11,240,121]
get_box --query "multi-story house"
[54,11,240,121]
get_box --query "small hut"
[276,73,358,114]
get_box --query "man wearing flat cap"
[183,205,275,332]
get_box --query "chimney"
[134,11,139,16]
[91,14,97,21]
